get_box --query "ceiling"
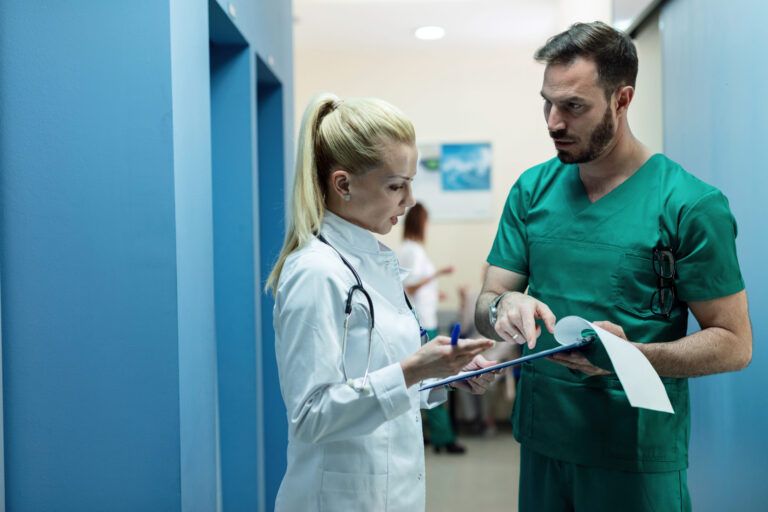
[292,0,607,51]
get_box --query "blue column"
[171,0,221,510]
[0,1,293,509]
[256,56,288,511]
[210,37,261,512]
[662,0,768,509]
[0,1,219,510]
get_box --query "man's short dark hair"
[535,21,638,97]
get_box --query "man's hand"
[593,320,628,340]
[547,351,611,376]
[494,292,556,350]
[449,355,498,394]
[547,320,626,376]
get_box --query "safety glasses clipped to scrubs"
[317,234,429,392]
[651,246,678,317]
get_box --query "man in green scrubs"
[475,21,753,511]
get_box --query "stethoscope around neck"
[317,233,428,391]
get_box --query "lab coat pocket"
[612,252,658,319]
[319,471,387,512]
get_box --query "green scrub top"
[488,153,744,472]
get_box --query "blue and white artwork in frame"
[414,142,493,221]
[441,143,492,191]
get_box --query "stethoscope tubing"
[316,233,427,390]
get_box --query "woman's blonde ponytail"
[265,94,337,293]
[266,93,415,294]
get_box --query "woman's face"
[344,141,418,235]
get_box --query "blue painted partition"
[170,1,221,509]
[0,2,186,510]
[209,2,295,505]
[210,8,261,510]
[256,56,288,510]
[0,0,293,510]
[661,0,768,509]
[0,277,4,505]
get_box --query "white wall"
[296,45,555,309]
[293,1,666,313]
[630,9,663,154]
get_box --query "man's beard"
[555,106,615,164]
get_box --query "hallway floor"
[425,432,520,511]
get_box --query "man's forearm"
[475,266,531,341]
[474,291,501,340]
[637,327,751,378]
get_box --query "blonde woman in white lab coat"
[266,94,497,511]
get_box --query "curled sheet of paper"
[555,316,674,414]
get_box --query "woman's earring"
[343,193,351,202]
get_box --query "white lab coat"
[273,212,446,512]
[397,240,439,330]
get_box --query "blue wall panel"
[0,0,292,510]
[0,2,182,510]
[662,0,768,509]
[210,39,260,511]
[256,57,288,511]
[209,5,294,510]
[170,1,220,510]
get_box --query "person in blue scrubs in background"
[475,21,753,511]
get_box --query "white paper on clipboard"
[554,316,673,413]
[420,315,674,414]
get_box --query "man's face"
[541,57,616,164]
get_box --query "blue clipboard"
[418,336,595,391]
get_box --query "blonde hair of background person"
[266,93,498,511]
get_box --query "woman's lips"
[390,212,406,225]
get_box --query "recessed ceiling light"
[414,26,445,41]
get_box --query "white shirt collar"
[321,210,385,255]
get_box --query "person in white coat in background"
[266,93,498,512]
[398,202,466,454]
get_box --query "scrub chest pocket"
[612,251,661,319]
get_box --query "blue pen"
[450,323,461,347]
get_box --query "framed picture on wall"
[414,142,492,221]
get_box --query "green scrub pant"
[425,404,455,447]
[519,445,692,512]
[424,328,456,447]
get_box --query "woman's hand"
[449,355,499,394]
[401,336,494,387]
